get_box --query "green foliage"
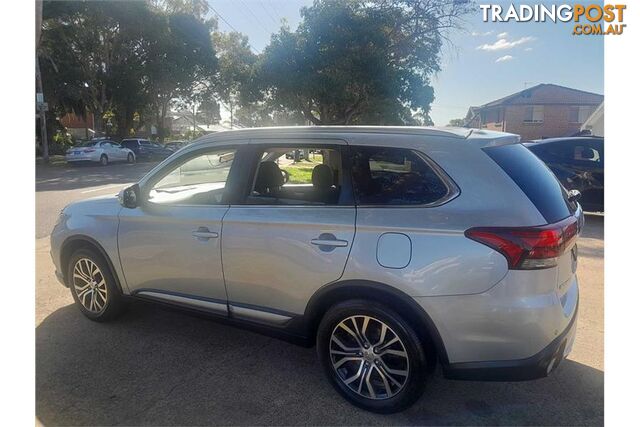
[257,0,471,125]
[448,118,466,127]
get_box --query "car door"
[220,140,356,324]
[118,144,244,315]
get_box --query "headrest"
[255,161,284,194]
[312,164,333,189]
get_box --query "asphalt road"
[35,162,604,426]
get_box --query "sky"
[208,0,604,126]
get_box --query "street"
[35,163,604,426]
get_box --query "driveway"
[35,162,604,425]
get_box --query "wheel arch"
[60,235,123,293]
[303,280,449,366]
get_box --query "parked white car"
[65,140,136,166]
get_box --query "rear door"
[220,140,355,323]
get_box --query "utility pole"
[36,0,49,162]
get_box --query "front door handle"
[192,227,219,240]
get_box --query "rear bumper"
[65,154,100,162]
[442,297,578,381]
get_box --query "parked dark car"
[121,139,173,161]
[525,137,604,212]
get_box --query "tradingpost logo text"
[480,3,627,35]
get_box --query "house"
[59,111,95,140]
[464,84,604,140]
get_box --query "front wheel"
[317,300,429,413]
[99,154,108,166]
[127,153,135,164]
[67,248,126,321]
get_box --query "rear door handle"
[311,233,349,251]
[192,227,219,240]
[311,239,348,247]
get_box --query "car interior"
[246,148,342,205]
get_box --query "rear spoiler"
[465,129,521,148]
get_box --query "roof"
[476,83,603,109]
[188,125,520,149]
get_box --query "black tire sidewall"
[317,299,429,413]
[100,154,108,166]
[127,153,135,163]
[67,248,124,322]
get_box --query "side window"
[247,147,343,205]
[350,147,450,205]
[148,149,236,205]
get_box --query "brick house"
[59,111,95,140]
[464,84,604,140]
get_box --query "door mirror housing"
[580,148,595,160]
[119,184,140,209]
[567,189,581,203]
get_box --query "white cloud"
[496,55,514,63]
[525,47,533,51]
[477,36,535,51]
[471,30,494,37]
[497,32,508,38]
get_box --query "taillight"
[465,216,579,270]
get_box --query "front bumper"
[443,297,578,381]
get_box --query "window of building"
[350,147,451,205]
[148,149,236,205]
[569,106,593,123]
[524,105,544,123]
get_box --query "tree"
[148,0,218,141]
[448,118,466,127]
[258,0,472,125]
[212,31,258,127]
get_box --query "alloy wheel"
[72,258,108,313]
[330,315,409,400]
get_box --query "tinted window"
[350,147,449,205]
[484,144,572,223]
[121,140,137,148]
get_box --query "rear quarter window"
[484,143,572,223]
[350,146,454,205]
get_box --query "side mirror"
[119,184,140,209]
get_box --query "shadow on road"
[36,302,604,426]
[36,162,157,192]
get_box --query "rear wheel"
[317,299,429,413]
[67,248,126,321]
[99,154,108,166]
[127,153,135,163]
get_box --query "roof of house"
[469,83,603,113]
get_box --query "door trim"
[134,289,228,315]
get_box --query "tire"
[317,299,429,413]
[127,153,135,164]
[100,154,108,166]
[67,248,126,322]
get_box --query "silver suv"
[50,126,582,413]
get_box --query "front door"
[221,141,356,324]
[118,146,240,315]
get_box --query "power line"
[238,0,272,37]
[259,0,279,26]
[209,4,261,54]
